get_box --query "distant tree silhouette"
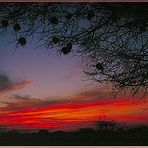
[96,116,117,131]
[0,125,148,145]
[0,3,148,97]
[78,128,95,133]
[38,129,50,135]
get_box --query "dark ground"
[0,126,147,146]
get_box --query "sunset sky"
[0,36,148,132]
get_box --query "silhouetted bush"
[0,126,147,146]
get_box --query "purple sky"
[0,42,89,99]
[0,35,147,131]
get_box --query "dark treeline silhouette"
[0,125,147,146]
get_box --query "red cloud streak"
[0,98,147,131]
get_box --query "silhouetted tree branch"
[0,3,148,97]
[95,116,118,131]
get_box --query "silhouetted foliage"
[38,129,50,135]
[96,116,117,131]
[0,125,147,146]
[0,3,148,97]
[78,128,95,134]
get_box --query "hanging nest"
[66,13,73,20]
[52,36,59,44]
[49,16,58,25]
[61,42,72,55]
[61,47,70,55]
[86,10,95,20]
[1,19,8,28]
[14,23,21,32]
[96,63,104,72]
[18,37,26,46]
